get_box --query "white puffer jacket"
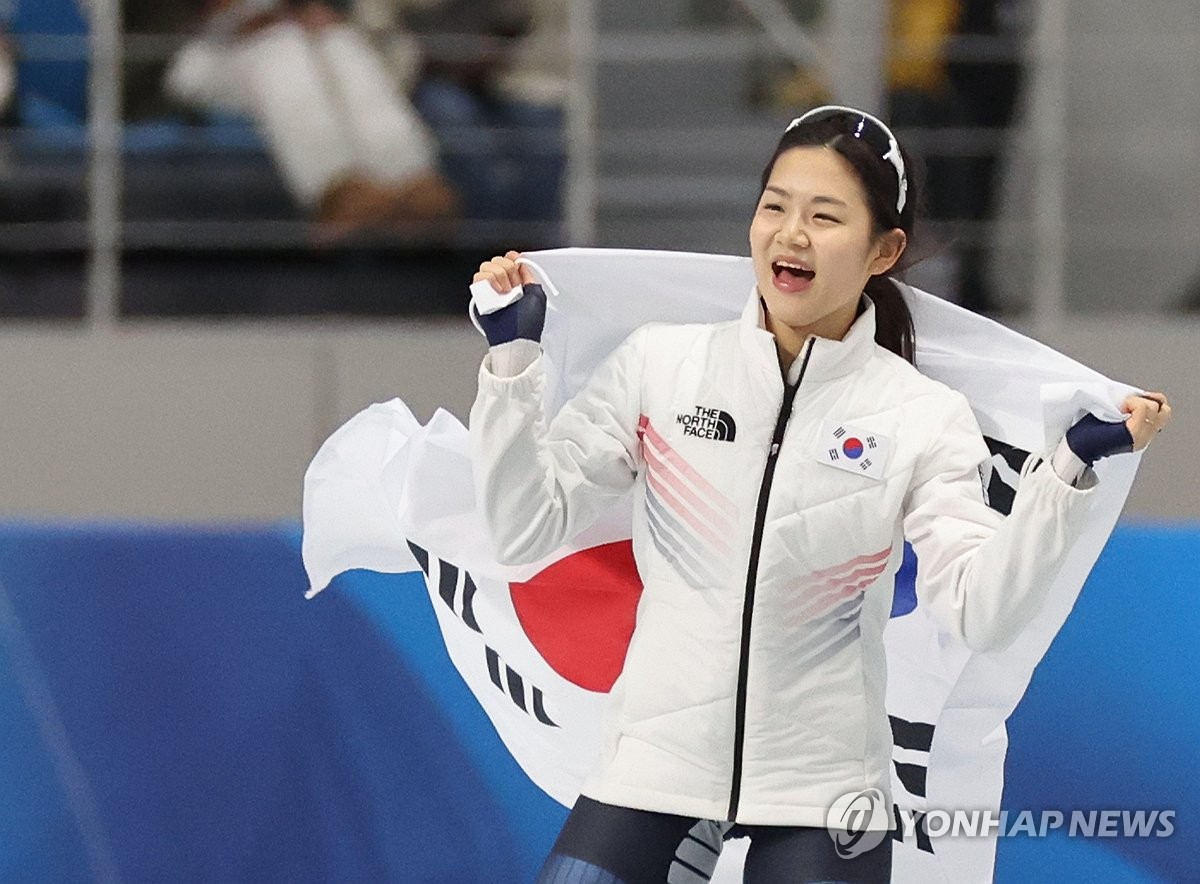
[469,291,1096,827]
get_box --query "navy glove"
[472,283,547,347]
[1065,413,1134,466]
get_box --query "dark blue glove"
[471,283,547,347]
[1066,413,1134,466]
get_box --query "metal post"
[1028,0,1069,332]
[565,0,598,245]
[823,0,888,113]
[84,0,123,330]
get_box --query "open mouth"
[771,260,815,288]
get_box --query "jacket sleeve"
[468,327,647,565]
[901,392,1098,653]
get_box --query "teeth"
[774,260,811,272]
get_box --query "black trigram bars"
[407,540,558,728]
[982,437,1031,518]
[889,714,935,854]
[485,647,558,727]
[407,540,480,632]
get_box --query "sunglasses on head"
[786,105,908,215]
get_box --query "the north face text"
[677,407,737,442]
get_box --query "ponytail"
[865,276,915,364]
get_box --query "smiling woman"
[462,107,1172,884]
[751,146,907,369]
[749,107,922,368]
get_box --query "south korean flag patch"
[818,420,891,481]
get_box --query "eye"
[814,213,841,223]
[760,201,783,213]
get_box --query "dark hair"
[758,115,925,363]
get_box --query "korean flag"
[820,421,891,481]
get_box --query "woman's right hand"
[474,250,537,293]
[472,250,547,346]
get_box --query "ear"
[868,228,907,276]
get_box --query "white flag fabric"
[302,248,1141,883]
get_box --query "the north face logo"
[676,406,737,442]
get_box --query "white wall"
[0,316,1193,522]
[0,320,485,522]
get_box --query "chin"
[775,308,822,331]
[763,291,819,319]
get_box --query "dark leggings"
[536,796,892,884]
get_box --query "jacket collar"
[738,287,880,385]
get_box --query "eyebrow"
[762,186,848,208]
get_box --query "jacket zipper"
[727,337,815,822]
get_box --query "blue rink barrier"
[0,522,1195,883]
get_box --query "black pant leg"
[742,825,892,884]
[537,796,723,884]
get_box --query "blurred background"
[0,1,1197,881]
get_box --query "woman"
[468,107,1171,883]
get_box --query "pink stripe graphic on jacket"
[642,443,734,540]
[638,416,736,514]
[643,489,723,587]
[809,559,892,597]
[645,467,733,556]
[809,546,891,582]
[794,547,892,623]
[636,414,737,586]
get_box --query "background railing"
[0,0,1195,522]
[2,0,1197,324]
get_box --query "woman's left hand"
[1123,392,1172,451]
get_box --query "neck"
[762,300,859,374]
[771,328,803,374]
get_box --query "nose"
[777,211,810,248]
